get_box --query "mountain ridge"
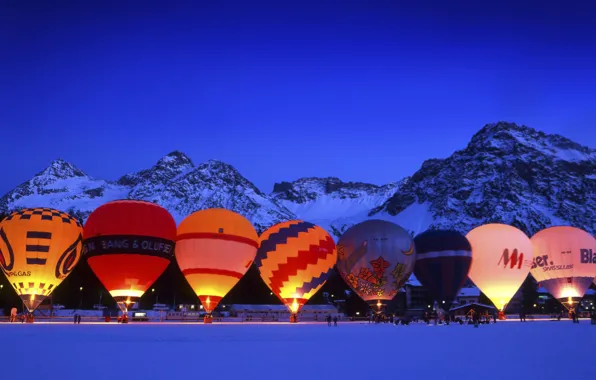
[1,122,594,238]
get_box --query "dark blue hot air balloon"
[413,229,472,309]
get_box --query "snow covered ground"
[1,321,594,380]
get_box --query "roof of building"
[457,287,481,297]
[406,274,421,287]
[450,302,496,311]
[537,287,550,294]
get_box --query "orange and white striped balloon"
[175,208,258,314]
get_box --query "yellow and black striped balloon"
[0,207,83,311]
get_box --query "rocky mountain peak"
[36,158,88,181]
[467,122,595,163]
[196,159,237,172]
[155,150,194,169]
[371,122,596,237]
[271,177,383,204]
[186,159,264,196]
[0,158,113,214]
[117,151,195,193]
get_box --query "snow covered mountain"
[328,122,596,237]
[1,122,595,238]
[270,177,406,234]
[0,151,294,233]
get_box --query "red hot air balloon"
[83,200,177,313]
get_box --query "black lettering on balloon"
[5,271,32,277]
[82,235,176,259]
[55,234,83,279]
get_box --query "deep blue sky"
[1,0,595,196]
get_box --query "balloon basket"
[290,314,298,323]
[203,315,213,324]
[498,311,505,320]
[105,316,111,323]
[25,315,35,323]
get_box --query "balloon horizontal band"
[176,232,259,248]
[415,250,472,259]
[83,235,175,258]
[110,289,145,298]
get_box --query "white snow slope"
[1,322,593,380]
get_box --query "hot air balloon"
[83,200,177,313]
[336,220,416,314]
[530,226,596,309]
[413,229,472,310]
[466,223,532,311]
[0,207,83,313]
[176,208,259,323]
[255,220,337,323]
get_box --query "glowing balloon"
[413,229,472,308]
[83,200,177,313]
[530,226,596,309]
[336,220,416,314]
[466,223,532,311]
[255,220,336,320]
[0,207,83,311]
[176,208,258,318]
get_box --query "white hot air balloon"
[466,223,533,311]
[530,226,596,309]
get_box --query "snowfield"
[2,321,594,380]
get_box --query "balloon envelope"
[466,223,532,311]
[0,207,83,311]
[176,208,259,313]
[255,220,337,315]
[336,220,416,313]
[83,200,177,312]
[530,226,596,309]
[413,229,472,308]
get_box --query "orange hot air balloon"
[466,223,533,311]
[83,200,177,313]
[255,220,337,322]
[176,208,259,321]
[0,208,83,312]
